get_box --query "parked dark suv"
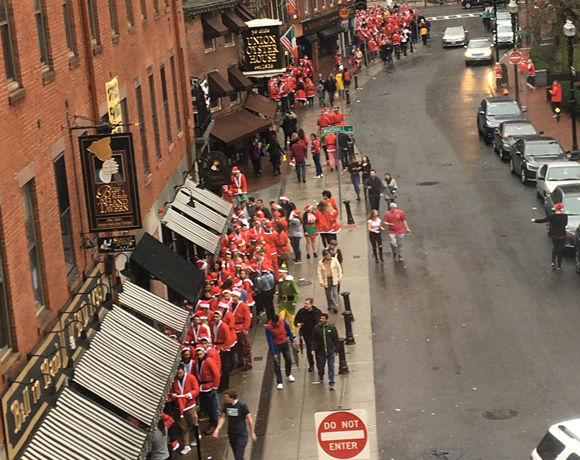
[461,0,505,8]
[477,96,526,145]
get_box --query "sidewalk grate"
[416,181,441,186]
[482,409,518,420]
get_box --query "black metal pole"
[343,200,355,225]
[568,35,578,151]
[512,12,519,103]
[342,310,355,345]
[341,291,354,321]
[494,0,499,62]
[338,337,350,374]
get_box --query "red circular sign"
[317,411,368,459]
[509,51,523,64]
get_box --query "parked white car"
[532,418,580,459]
[536,161,580,199]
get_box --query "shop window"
[225,32,235,46]
[210,97,221,112]
[0,0,19,83]
[322,0,326,8]
[53,155,77,282]
[0,218,13,356]
[22,181,46,311]
[304,0,309,14]
[204,37,215,51]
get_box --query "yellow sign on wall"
[105,77,123,133]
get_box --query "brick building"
[0,0,193,457]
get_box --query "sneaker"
[333,308,338,314]
[308,365,314,372]
[307,254,311,259]
[330,383,336,391]
[557,266,563,270]
[551,262,556,269]
[180,445,192,455]
[294,259,302,264]
[190,439,198,447]
[277,383,284,390]
[315,175,321,179]
[320,174,323,178]
[288,374,296,382]
[313,252,317,258]
[398,256,404,262]
[313,378,324,384]
[330,168,334,172]
[172,441,180,451]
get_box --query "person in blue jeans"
[311,313,340,390]
[347,156,362,201]
[288,209,304,262]
[291,135,308,183]
[265,314,296,390]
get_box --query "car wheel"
[510,157,515,174]
[464,2,471,8]
[484,135,491,145]
[465,61,470,67]
[520,167,527,184]
[499,148,505,160]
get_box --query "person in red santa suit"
[199,336,221,373]
[185,314,211,348]
[194,347,221,435]
[228,167,247,206]
[170,363,200,454]
[331,106,344,125]
[295,78,307,106]
[212,309,234,393]
[230,289,253,371]
[305,77,316,107]
[262,222,280,279]
[317,109,331,135]
[324,132,337,172]
[279,77,290,113]
[180,345,195,375]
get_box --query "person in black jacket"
[325,75,337,107]
[364,169,383,211]
[294,298,323,372]
[281,112,298,150]
[311,313,339,390]
[531,202,568,269]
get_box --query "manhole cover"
[482,409,519,420]
[436,163,453,167]
[416,181,441,186]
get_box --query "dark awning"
[211,109,271,145]
[228,66,254,91]
[244,92,278,119]
[208,71,236,98]
[301,33,319,43]
[318,25,346,39]
[130,233,205,303]
[202,13,229,38]
[235,4,255,21]
[222,10,248,33]
[21,388,148,460]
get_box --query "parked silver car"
[442,26,468,47]
[536,161,580,199]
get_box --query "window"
[230,91,239,104]
[88,0,100,45]
[225,32,235,46]
[210,97,221,112]
[140,0,146,20]
[304,0,309,14]
[153,0,159,15]
[169,56,181,133]
[148,73,161,159]
[322,0,326,8]
[160,65,172,145]
[34,0,50,68]
[108,0,119,37]
[22,181,46,311]
[0,222,13,355]
[0,0,18,82]
[204,37,215,51]
[53,155,77,281]
[135,84,150,174]
[125,0,134,26]
[62,0,76,54]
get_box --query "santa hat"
[200,336,212,343]
[232,166,240,173]
[161,413,174,429]
[280,195,289,201]
[195,346,206,352]
[304,204,313,211]
[292,209,300,215]
[214,309,224,316]
[231,289,242,297]
[265,221,273,229]
[197,299,211,309]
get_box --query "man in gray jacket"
[311,313,340,390]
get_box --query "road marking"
[427,13,479,21]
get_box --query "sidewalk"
[190,51,419,459]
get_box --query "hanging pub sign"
[78,132,142,233]
[97,235,137,253]
[199,150,232,191]
[242,19,284,73]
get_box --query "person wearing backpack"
[343,67,352,105]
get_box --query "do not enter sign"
[314,410,370,459]
[509,50,523,65]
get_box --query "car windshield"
[563,196,580,215]
[504,124,537,136]
[526,143,563,157]
[487,102,521,116]
[468,40,490,49]
[547,166,580,181]
[445,27,464,35]
[497,25,513,34]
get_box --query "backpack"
[343,70,351,82]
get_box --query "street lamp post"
[507,0,519,103]
[563,19,578,151]
[493,0,499,62]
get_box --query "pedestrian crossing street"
[427,13,480,21]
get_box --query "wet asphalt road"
[351,5,580,460]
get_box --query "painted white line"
[320,430,366,441]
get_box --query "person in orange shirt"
[549,80,562,113]
[526,59,536,90]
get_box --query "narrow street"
[351,5,580,459]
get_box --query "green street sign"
[322,125,354,134]
[479,12,494,18]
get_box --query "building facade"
[0,0,193,456]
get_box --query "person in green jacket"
[277,262,299,335]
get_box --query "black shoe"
[241,365,253,371]
[303,179,306,183]
[313,252,317,258]
[375,257,379,264]
[308,365,314,372]
[307,254,311,259]
[380,255,384,262]
[551,262,556,269]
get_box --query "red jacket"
[291,142,307,162]
[231,301,252,331]
[317,115,331,129]
[170,373,199,413]
[206,347,221,373]
[194,355,220,392]
[550,83,562,102]
[275,231,291,254]
[212,320,234,351]
[229,173,247,195]
[185,324,211,345]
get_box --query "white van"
[532,419,580,460]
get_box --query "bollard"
[341,290,355,322]
[343,200,355,225]
[338,337,350,375]
[354,75,359,89]
[342,310,356,345]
